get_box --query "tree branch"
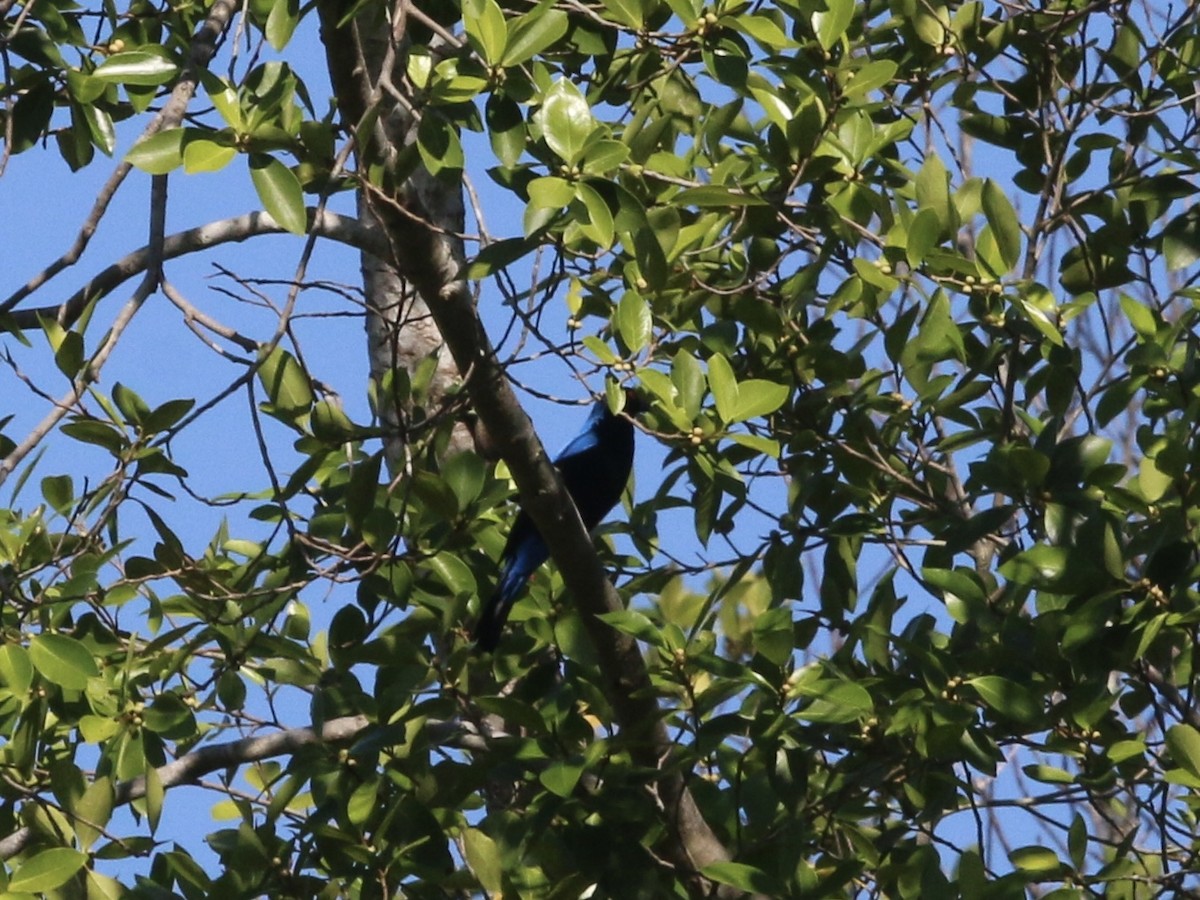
[5,210,386,332]
[316,3,738,891]
[0,715,372,860]
[0,0,238,316]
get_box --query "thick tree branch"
[406,211,736,891]
[4,210,384,332]
[316,3,737,891]
[0,715,372,860]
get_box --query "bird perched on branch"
[473,391,642,652]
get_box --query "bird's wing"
[553,403,608,462]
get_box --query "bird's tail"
[472,563,528,652]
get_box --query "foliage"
[2,0,1200,895]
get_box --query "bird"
[473,391,641,652]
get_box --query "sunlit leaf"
[8,848,88,893]
[94,50,177,85]
[30,633,99,690]
[539,79,596,165]
[124,128,185,174]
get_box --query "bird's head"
[621,387,646,416]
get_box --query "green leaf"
[1138,454,1173,502]
[206,79,244,129]
[539,760,584,797]
[144,398,196,432]
[265,0,300,51]
[41,474,74,514]
[616,291,651,353]
[748,78,794,131]
[540,80,596,165]
[731,379,788,422]
[67,70,106,105]
[54,330,85,378]
[916,153,954,234]
[8,848,88,893]
[752,606,793,665]
[113,381,150,424]
[922,566,986,615]
[999,544,1068,588]
[87,870,126,900]
[1068,813,1088,870]
[124,128,185,174]
[429,552,477,596]
[60,420,127,455]
[467,237,534,279]
[346,779,378,825]
[143,693,195,736]
[733,14,797,51]
[574,182,615,248]
[345,451,383,531]
[485,95,524,168]
[93,50,177,85]
[707,353,738,422]
[1119,292,1157,338]
[672,350,705,419]
[463,829,503,893]
[701,862,779,895]
[80,103,116,155]
[249,154,306,235]
[1161,207,1200,272]
[813,0,854,50]
[595,609,665,646]
[1009,846,1063,875]
[74,776,114,851]
[969,676,1040,723]
[1012,285,1064,347]
[0,645,34,696]
[820,533,859,617]
[502,8,568,66]
[906,207,942,266]
[417,114,464,176]
[1022,764,1075,785]
[981,179,1023,271]
[793,679,873,722]
[727,432,780,458]
[599,0,644,28]
[463,0,507,64]
[842,59,898,98]
[581,139,629,175]
[442,450,485,509]
[30,633,100,690]
[311,399,356,441]
[583,335,619,365]
[528,175,575,210]
[183,138,236,174]
[1166,724,1200,779]
[145,762,164,834]
[257,345,314,414]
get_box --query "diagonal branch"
[316,2,739,892]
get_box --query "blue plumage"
[473,396,639,651]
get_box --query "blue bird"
[473,392,641,651]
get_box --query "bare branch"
[0,0,239,315]
[6,210,385,332]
